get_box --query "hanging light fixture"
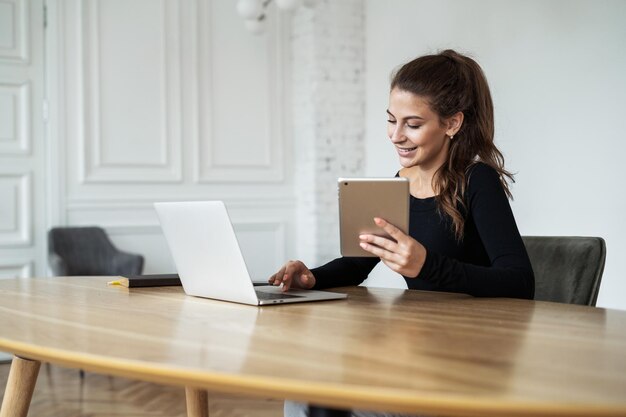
[236,0,265,19]
[237,0,316,34]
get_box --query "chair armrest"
[111,251,144,276]
[48,253,69,276]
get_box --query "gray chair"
[48,226,144,276]
[522,236,606,306]
[47,226,144,382]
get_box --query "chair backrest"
[522,236,606,306]
[48,226,143,276]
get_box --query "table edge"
[1,337,624,417]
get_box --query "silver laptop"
[154,201,347,306]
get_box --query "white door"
[0,0,46,278]
[0,0,46,360]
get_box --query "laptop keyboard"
[255,290,303,300]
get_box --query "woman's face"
[387,88,451,170]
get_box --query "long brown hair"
[390,49,513,240]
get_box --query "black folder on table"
[112,274,269,288]
[115,274,181,287]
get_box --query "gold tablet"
[338,177,410,257]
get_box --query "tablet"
[338,177,409,257]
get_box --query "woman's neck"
[400,165,441,198]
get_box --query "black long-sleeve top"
[311,163,535,299]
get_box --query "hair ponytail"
[391,50,513,240]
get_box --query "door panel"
[0,0,45,279]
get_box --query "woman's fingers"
[268,261,315,291]
[361,217,427,277]
[359,240,400,263]
[374,217,408,241]
[280,262,299,291]
[268,265,286,285]
[359,233,397,251]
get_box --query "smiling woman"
[270,49,533,299]
[273,49,538,416]
[274,50,536,417]
[272,49,534,417]
[388,50,514,240]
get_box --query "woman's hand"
[268,260,316,292]
[359,217,427,278]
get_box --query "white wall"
[47,0,296,279]
[291,0,366,266]
[364,0,626,309]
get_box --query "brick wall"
[291,0,366,265]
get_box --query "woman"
[273,49,534,417]
[270,49,534,300]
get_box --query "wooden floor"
[0,361,283,417]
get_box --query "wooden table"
[0,277,625,417]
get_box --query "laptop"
[154,201,348,306]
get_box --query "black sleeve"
[310,256,380,289]
[416,164,535,299]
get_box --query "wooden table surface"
[0,276,625,416]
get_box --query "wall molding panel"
[54,0,295,278]
[194,0,285,183]
[0,172,32,247]
[0,261,33,279]
[0,81,30,154]
[78,0,182,183]
[0,0,29,63]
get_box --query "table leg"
[0,356,41,417]
[185,387,208,417]
[309,405,351,417]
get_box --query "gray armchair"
[522,236,605,306]
[47,226,144,381]
[48,227,144,276]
